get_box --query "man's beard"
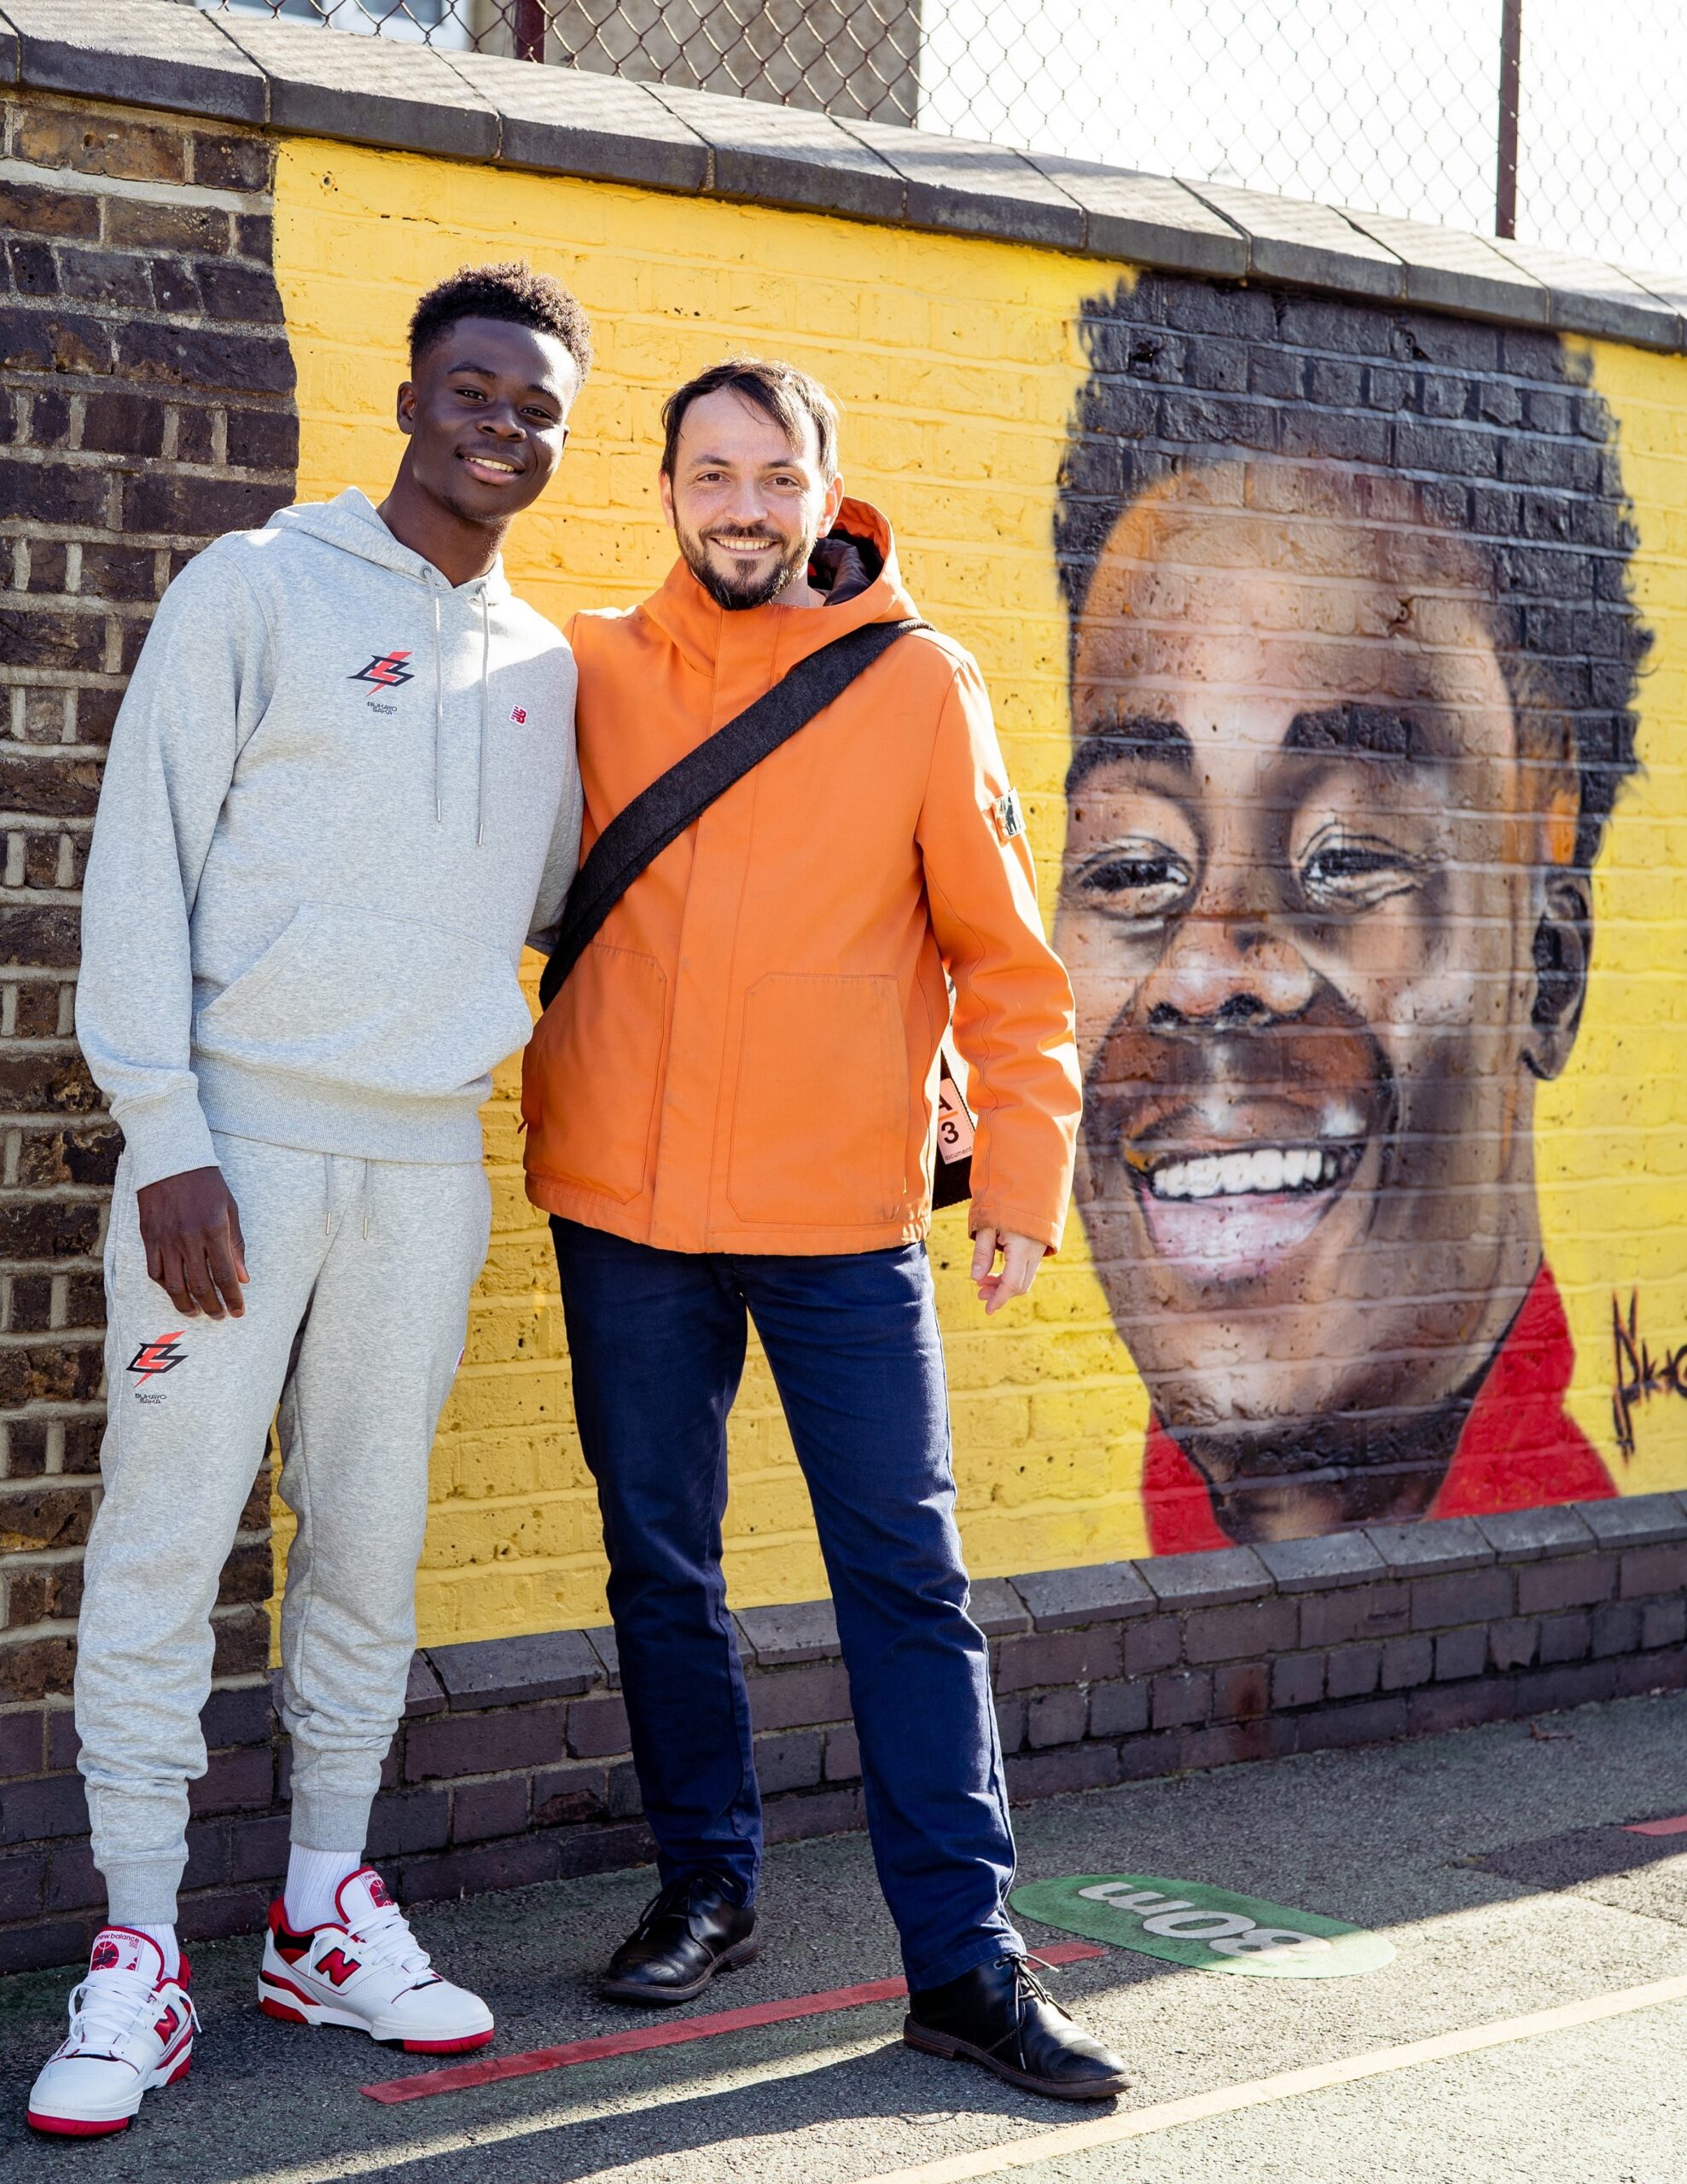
[679,520,815,611]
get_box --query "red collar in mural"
[1142,1263,1617,1556]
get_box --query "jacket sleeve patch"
[992,788,1025,843]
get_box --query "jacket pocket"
[523,944,667,1203]
[728,973,907,1227]
[194,902,532,1101]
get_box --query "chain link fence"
[200,1,1687,267]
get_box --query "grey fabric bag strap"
[538,616,927,1013]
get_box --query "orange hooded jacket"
[521,501,1080,1256]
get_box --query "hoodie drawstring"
[362,1160,371,1243]
[477,589,490,848]
[431,593,444,826]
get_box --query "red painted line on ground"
[359,1941,1108,2106]
[1626,1813,1687,1837]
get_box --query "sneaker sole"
[599,1936,760,2007]
[903,2018,1129,2102]
[27,2050,191,2135]
[259,1973,493,2053]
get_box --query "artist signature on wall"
[1612,1292,1687,1458]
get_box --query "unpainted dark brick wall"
[0,93,297,1738]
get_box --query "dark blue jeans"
[550,1217,1022,1991]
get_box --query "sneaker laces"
[64,1965,196,2058]
[342,1900,436,1989]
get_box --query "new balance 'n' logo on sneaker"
[259,1867,493,2053]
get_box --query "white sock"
[284,1845,363,1932]
[135,1922,180,1978]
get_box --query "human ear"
[1523,869,1591,1081]
[395,380,416,437]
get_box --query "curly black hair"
[409,260,592,381]
[1056,276,1649,874]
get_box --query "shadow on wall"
[1053,278,1650,1557]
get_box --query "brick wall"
[6,1496,1684,1971]
[0,91,295,1743]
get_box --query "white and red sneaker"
[27,1928,196,2137]
[258,1867,493,2053]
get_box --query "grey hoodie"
[77,489,582,1186]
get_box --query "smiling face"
[660,387,844,611]
[1057,467,1591,1535]
[398,314,579,528]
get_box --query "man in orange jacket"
[524,358,1123,2101]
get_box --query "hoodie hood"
[268,488,512,839]
[265,486,514,606]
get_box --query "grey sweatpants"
[76,1131,490,1925]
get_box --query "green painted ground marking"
[1010,1873,1396,1979]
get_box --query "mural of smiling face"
[1057,463,1594,1540]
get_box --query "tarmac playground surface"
[2,1688,1684,2184]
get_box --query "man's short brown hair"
[661,357,839,480]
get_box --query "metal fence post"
[515,0,547,61]
[1496,0,1521,237]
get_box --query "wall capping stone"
[5,0,1684,349]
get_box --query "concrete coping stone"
[838,115,1086,252]
[1255,1531,1386,1594]
[1577,1493,1687,1548]
[1180,177,1405,300]
[1473,1504,1600,1564]
[646,78,905,224]
[1336,204,1551,325]
[2,0,267,122]
[427,1629,602,1709]
[442,49,708,195]
[1365,1517,1496,1576]
[735,1599,841,1666]
[211,13,502,163]
[1023,154,1248,279]
[1139,1545,1271,1609]
[1010,1562,1155,1629]
[20,1,1687,355]
[1489,235,1685,350]
[1626,265,1687,320]
[403,1652,448,1719]
[583,1623,620,1689]
[966,1577,1033,1636]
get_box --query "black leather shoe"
[599,1873,758,2006]
[905,1954,1129,2101]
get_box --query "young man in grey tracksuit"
[27,264,590,2140]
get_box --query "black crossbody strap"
[538,616,927,1012]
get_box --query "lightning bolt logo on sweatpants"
[126,1333,187,1383]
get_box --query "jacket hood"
[641,497,917,674]
[265,486,513,607]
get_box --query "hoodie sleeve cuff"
[115,1089,221,1192]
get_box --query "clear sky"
[918,0,1687,270]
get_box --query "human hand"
[970,1227,1044,1316]
[137,1165,249,1319]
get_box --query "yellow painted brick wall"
[265,138,1687,1647]
[270,141,1143,1644]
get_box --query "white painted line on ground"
[219,2033,887,2184]
[854,1971,1687,2184]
